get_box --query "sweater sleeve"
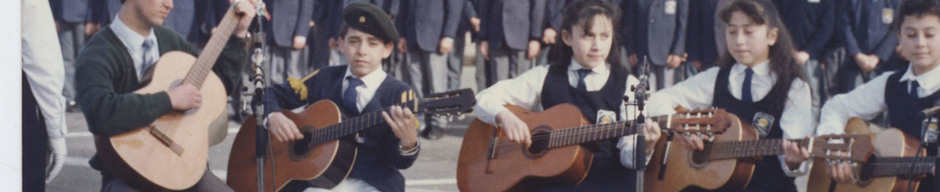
[76,46,173,136]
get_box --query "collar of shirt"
[343,67,387,91]
[731,60,772,77]
[728,60,775,100]
[899,63,940,96]
[110,15,159,80]
[567,59,611,91]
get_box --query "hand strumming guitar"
[268,112,304,142]
[496,110,531,147]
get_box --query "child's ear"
[562,29,572,46]
[767,27,779,46]
[382,42,394,59]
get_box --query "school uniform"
[647,61,816,191]
[474,61,648,191]
[684,0,721,70]
[447,0,477,91]
[819,65,940,192]
[262,0,314,85]
[262,66,420,192]
[837,0,900,94]
[478,0,546,84]
[625,0,689,90]
[87,0,121,27]
[775,0,837,123]
[50,0,88,109]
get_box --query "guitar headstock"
[811,134,874,163]
[667,108,733,140]
[416,88,476,121]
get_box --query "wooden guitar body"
[227,100,355,192]
[457,104,593,192]
[645,113,757,192]
[95,51,227,190]
[807,117,926,192]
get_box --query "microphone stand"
[628,56,651,192]
[249,2,269,192]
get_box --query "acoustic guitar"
[93,7,245,190]
[645,115,873,192]
[807,117,934,192]
[456,104,736,192]
[227,89,475,192]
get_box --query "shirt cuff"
[779,155,811,177]
[400,139,420,156]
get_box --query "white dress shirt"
[343,68,387,112]
[22,0,67,140]
[473,60,650,168]
[818,64,940,135]
[110,15,160,81]
[646,61,815,176]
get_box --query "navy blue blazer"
[87,0,121,26]
[841,0,898,62]
[684,0,720,66]
[50,0,89,23]
[262,66,419,192]
[263,0,314,48]
[397,0,463,52]
[625,0,688,65]
[775,0,837,60]
[478,0,546,51]
[163,0,211,43]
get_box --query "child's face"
[725,11,777,67]
[899,15,940,74]
[562,15,614,69]
[340,28,394,77]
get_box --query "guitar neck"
[865,157,937,177]
[310,103,420,146]
[183,8,240,87]
[700,138,811,160]
[543,115,677,149]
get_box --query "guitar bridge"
[147,125,185,156]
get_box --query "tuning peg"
[457,114,466,120]
[707,133,715,142]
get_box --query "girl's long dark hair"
[717,0,806,111]
[548,0,629,74]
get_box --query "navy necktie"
[140,39,155,79]
[577,69,592,91]
[742,68,754,103]
[911,80,921,98]
[344,77,363,112]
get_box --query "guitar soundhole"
[855,155,877,184]
[689,146,710,168]
[528,131,550,155]
[289,131,316,161]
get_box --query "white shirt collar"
[567,59,610,74]
[899,63,940,91]
[110,15,157,54]
[344,67,387,89]
[732,60,771,76]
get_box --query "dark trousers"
[487,45,531,85]
[58,22,85,103]
[100,168,232,192]
[23,73,49,192]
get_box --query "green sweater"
[76,26,247,137]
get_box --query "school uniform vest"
[711,66,794,192]
[884,72,940,192]
[282,66,416,192]
[535,64,635,191]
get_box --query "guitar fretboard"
[697,139,811,160]
[864,157,937,177]
[308,103,417,146]
[183,8,239,87]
